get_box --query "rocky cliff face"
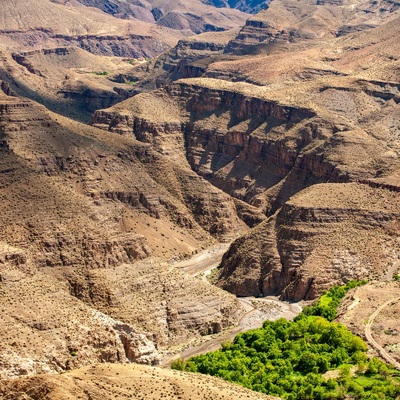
[0,267,160,379]
[217,182,400,300]
[61,260,244,347]
[93,78,396,216]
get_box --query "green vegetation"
[92,71,109,76]
[172,280,400,399]
[300,280,367,321]
[68,346,77,357]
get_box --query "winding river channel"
[161,243,303,366]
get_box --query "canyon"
[0,0,400,397]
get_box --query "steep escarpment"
[93,78,397,215]
[217,182,400,300]
[131,29,241,93]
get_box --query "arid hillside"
[0,80,254,378]
[0,0,248,56]
[225,0,400,54]
[54,0,250,34]
[94,4,400,300]
[1,0,400,396]
[0,0,250,122]
[0,363,277,400]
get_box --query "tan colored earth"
[1,0,400,396]
[338,282,400,365]
[0,363,277,400]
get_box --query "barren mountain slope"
[0,0,248,57]
[0,45,142,122]
[0,0,175,57]
[0,363,277,400]
[0,0,250,121]
[55,0,249,34]
[217,183,400,300]
[0,250,243,378]
[0,0,182,121]
[92,9,400,300]
[0,0,248,58]
[0,82,249,378]
[226,0,400,54]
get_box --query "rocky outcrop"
[1,29,167,59]
[59,258,245,347]
[0,81,16,97]
[54,33,169,58]
[12,48,70,76]
[0,289,160,379]
[225,16,286,54]
[217,182,400,300]
[110,321,160,365]
[59,86,122,112]
[37,233,151,268]
[94,80,370,215]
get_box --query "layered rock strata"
[217,182,400,300]
[93,78,397,216]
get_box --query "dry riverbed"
[162,243,304,366]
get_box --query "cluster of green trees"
[300,280,368,321]
[172,281,400,399]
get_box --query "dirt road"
[365,297,400,369]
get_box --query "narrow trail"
[365,296,400,370]
[385,260,400,281]
[162,243,303,367]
